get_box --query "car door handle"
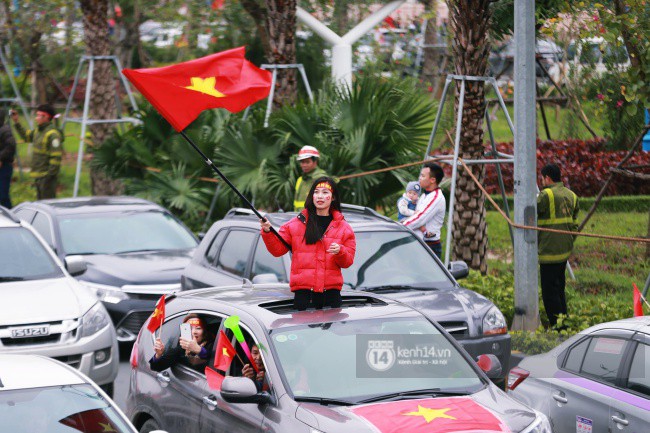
[552,393,568,404]
[611,415,629,426]
[156,372,171,383]
[202,395,218,409]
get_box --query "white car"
[0,208,119,396]
[0,354,160,433]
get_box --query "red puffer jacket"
[261,209,356,292]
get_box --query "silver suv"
[0,207,118,396]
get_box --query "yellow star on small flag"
[222,348,231,357]
[151,308,161,319]
[99,422,117,432]
[185,77,226,98]
[403,405,456,423]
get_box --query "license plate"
[10,325,50,338]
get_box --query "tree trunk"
[646,206,650,259]
[265,0,297,108]
[448,0,492,274]
[80,0,123,195]
[333,0,349,35]
[116,0,143,69]
[420,0,439,89]
[240,0,273,62]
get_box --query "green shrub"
[487,195,650,213]
[510,329,570,355]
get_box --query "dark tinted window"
[205,229,227,264]
[564,338,590,373]
[627,343,650,397]
[251,237,287,282]
[216,230,256,277]
[13,208,36,224]
[31,212,54,247]
[580,337,627,384]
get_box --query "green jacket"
[293,167,328,211]
[537,182,579,264]
[15,121,63,179]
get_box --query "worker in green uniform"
[11,104,63,200]
[293,145,327,212]
[537,163,579,328]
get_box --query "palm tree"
[79,0,122,195]
[447,0,493,274]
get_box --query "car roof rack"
[224,204,392,223]
[0,206,20,224]
[259,295,388,315]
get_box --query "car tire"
[140,419,161,433]
[100,382,114,398]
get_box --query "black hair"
[423,162,444,184]
[541,164,561,182]
[36,103,55,118]
[303,176,341,244]
[300,156,318,163]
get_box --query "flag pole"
[178,130,291,252]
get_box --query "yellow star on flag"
[185,77,226,98]
[403,405,456,423]
[151,308,161,319]
[99,422,117,432]
[222,348,231,357]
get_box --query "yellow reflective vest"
[293,167,328,211]
[537,182,579,264]
[15,122,63,179]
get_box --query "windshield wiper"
[357,388,472,404]
[0,277,25,282]
[114,248,162,254]
[358,284,434,292]
[294,396,355,406]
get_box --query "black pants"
[425,240,442,258]
[0,163,12,208]
[293,289,342,311]
[540,261,568,327]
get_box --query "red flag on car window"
[214,330,237,372]
[633,283,644,317]
[147,295,165,333]
[205,366,226,390]
[122,46,272,132]
[59,409,118,432]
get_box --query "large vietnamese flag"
[351,397,509,433]
[123,46,272,132]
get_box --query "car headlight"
[79,302,110,338]
[483,306,508,335]
[522,412,552,433]
[80,281,129,304]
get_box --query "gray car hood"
[0,277,97,325]
[79,249,194,286]
[297,386,537,432]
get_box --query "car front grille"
[52,354,83,369]
[439,321,469,338]
[0,320,77,347]
[118,311,152,335]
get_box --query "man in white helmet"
[293,145,328,211]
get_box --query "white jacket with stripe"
[401,188,446,242]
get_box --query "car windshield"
[0,227,63,281]
[271,315,483,403]
[0,384,134,433]
[59,211,197,255]
[342,231,452,289]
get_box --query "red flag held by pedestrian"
[122,46,272,132]
[147,295,165,334]
[633,283,644,317]
[214,330,237,372]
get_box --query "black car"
[181,205,511,381]
[13,197,198,343]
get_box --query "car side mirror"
[251,273,280,284]
[65,255,87,276]
[476,354,502,379]
[220,377,274,404]
[448,261,469,280]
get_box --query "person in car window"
[150,313,214,372]
[260,177,356,311]
[242,343,267,391]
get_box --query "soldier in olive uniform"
[537,163,579,328]
[294,146,328,212]
[11,104,63,199]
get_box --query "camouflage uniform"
[15,121,62,199]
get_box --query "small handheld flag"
[205,366,225,390]
[214,330,238,372]
[224,315,258,373]
[633,283,645,317]
[147,295,165,335]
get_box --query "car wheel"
[100,382,114,398]
[140,419,161,433]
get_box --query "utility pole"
[511,0,540,331]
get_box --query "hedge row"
[481,139,650,196]
[486,195,650,213]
